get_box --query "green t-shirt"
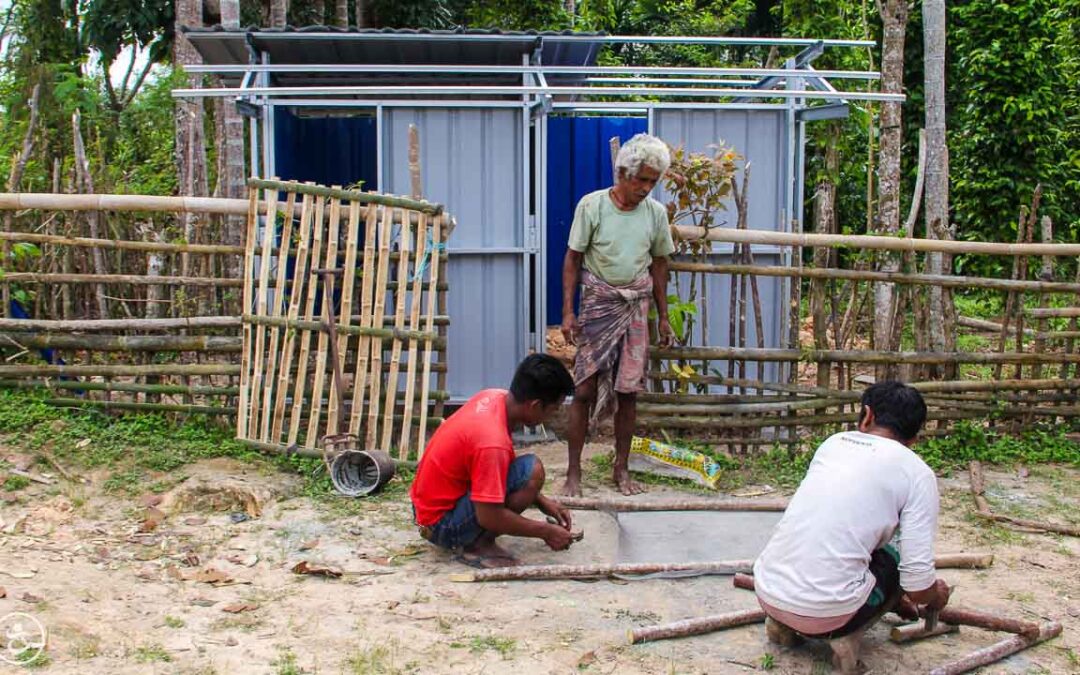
[567,189,675,286]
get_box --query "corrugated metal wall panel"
[382,108,528,398]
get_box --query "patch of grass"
[917,421,1080,472]
[272,647,305,675]
[133,642,172,663]
[164,615,186,629]
[760,653,775,670]
[467,635,516,658]
[3,473,30,491]
[345,642,405,674]
[103,468,145,495]
[21,651,51,668]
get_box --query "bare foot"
[561,472,583,497]
[613,465,645,495]
[829,633,863,675]
[462,541,521,568]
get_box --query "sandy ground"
[0,442,1078,675]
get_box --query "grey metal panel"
[382,108,528,399]
[652,108,786,234]
[443,254,528,396]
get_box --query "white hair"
[615,133,671,178]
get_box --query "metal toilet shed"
[177,27,899,401]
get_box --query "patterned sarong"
[574,270,653,427]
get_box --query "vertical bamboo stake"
[381,208,413,453]
[235,187,260,438]
[271,193,314,442]
[399,212,428,459]
[327,201,362,434]
[348,204,380,435]
[305,193,344,446]
[1012,197,1038,381]
[408,125,423,199]
[1031,216,1053,383]
[287,195,326,446]
[246,184,279,438]
[418,215,444,456]
[433,218,449,430]
[258,191,297,441]
[1059,257,1080,382]
[364,206,394,449]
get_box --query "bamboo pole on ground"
[381,207,412,452]
[921,606,1041,639]
[969,460,1080,536]
[270,194,315,442]
[247,184,279,438]
[350,203,388,436]
[305,193,343,446]
[450,560,755,583]
[418,215,444,456]
[258,191,297,441]
[235,187,260,439]
[399,213,428,458]
[327,201,362,434]
[557,496,788,512]
[889,622,958,643]
[287,195,327,446]
[365,205,394,448]
[628,608,766,645]
[927,621,1062,675]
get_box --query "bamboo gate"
[0,188,1078,456]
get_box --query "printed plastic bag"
[628,436,723,489]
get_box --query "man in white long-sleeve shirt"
[753,381,951,674]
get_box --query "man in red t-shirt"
[410,354,576,568]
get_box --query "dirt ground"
[1,442,1078,675]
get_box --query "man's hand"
[561,312,580,347]
[542,524,574,551]
[538,495,572,531]
[906,578,952,612]
[657,317,674,348]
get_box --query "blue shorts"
[420,453,538,550]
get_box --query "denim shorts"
[420,453,538,550]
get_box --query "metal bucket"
[330,449,396,497]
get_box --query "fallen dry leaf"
[192,567,233,585]
[21,592,42,604]
[291,561,342,578]
[298,539,319,551]
[221,602,258,614]
[139,507,166,533]
[577,650,597,669]
[75,438,92,449]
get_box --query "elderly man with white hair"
[560,133,674,496]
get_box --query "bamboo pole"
[399,213,428,458]
[0,192,255,215]
[650,346,1080,365]
[672,223,1080,257]
[305,193,343,446]
[258,191,298,441]
[933,552,995,569]
[628,608,766,645]
[1032,216,1054,381]
[44,397,231,415]
[0,272,242,287]
[557,497,788,512]
[924,606,1041,639]
[417,215,443,456]
[1028,307,1080,319]
[288,195,326,446]
[889,622,958,643]
[648,374,1080,396]
[733,572,755,591]
[248,179,442,215]
[381,207,412,453]
[270,194,315,442]
[327,201,362,434]
[669,260,1080,294]
[637,398,848,415]
[0,363,240,377]
[449,559,755,583]
[236,187,259,439]
[0,316,240,332]
[247,185,279,438]
[349,204,381,435]
[0,379,238,396]
[969,460,1080,536]
[432,213,448,436]
[927,621,1062,675]
[0,333,240,352]
[365,205,394,448]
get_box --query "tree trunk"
[924,0,953,378]
[872,0,909,372]
[356,0,368,27]
[175,0,210,285]
[312,0,325,24]
[71,111,110,320]
[269,0,288,27]
[217,0,246,289]
[2,83,40,318]
[335,0,348,27]
[811,122,839,388]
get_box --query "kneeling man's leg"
[825,546,902,674]
[505,454,544,513]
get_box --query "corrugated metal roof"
[182,26,603,89]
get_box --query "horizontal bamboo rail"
[45,397,231,415]
[651,346,1080,365]
[3,272,242,287]
[241,315,443,346]
[674,225,1080,256]
[0,333,241,352]
[248,179,443,215]
[1026,307,1080,318]
[0,379,238,396]
[0,316,241,332]
[0,364,239,377]
[670,261,1080,293]
[0,192,254,215]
